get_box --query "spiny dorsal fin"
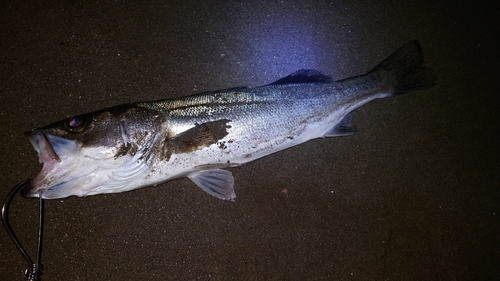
[268,69,333,85]
[196,86,248,95]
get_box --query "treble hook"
[2,180,44,281]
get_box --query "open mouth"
[21,130,59,198]
[26,130,61,164]
[21,130,79,198]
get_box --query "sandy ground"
[1,1,498,280]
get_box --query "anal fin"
[323,113,357,137]
[187,169,236,201]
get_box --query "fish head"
[22,106,161,199]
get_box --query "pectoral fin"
[171,119,231,153]
[187,169,236,200]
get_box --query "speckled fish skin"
[22,41,436,200]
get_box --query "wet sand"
[1,1,498,280]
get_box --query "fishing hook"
[2,180,44,281]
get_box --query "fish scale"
[22,40,436,200]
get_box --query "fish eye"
[63,115,89,133]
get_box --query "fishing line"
[2,180,44,281]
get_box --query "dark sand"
[1,1,498,280]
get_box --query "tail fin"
[371,40,437,95]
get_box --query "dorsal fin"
[195,86,248,96]
[268,69,333,85]
[212,86,248,93]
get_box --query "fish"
[21,40,436,200]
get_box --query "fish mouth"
[26,130,62,164]
[21,130,79,198]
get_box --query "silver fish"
[22,41,436,200]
